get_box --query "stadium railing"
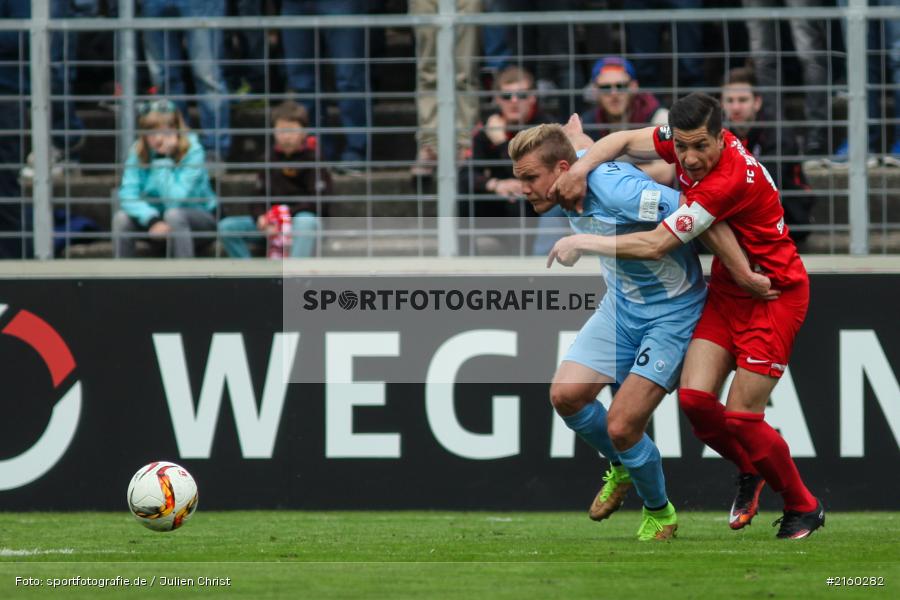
[3,2,899,260]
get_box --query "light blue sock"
[617,435,668,509]
[561,400,620,463]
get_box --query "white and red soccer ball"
[126,461,198,532]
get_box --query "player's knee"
[606,415,639,449]
[549,382,588,417]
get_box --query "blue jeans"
[625,0,705,90]
[839,0,900,151]
[227,0,267,93]
[51,0,93,156]
[481,0,511,71]
[141,0,231,157]
[281,0,368,162]
[218,212,319,258]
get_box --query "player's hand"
[485,114,507,146]
[549,166,586,214]
[738,271,781,301]
[561,113,594,151]
[562,113,584,139]
[546,235,583,268]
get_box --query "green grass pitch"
[1,511,898,599]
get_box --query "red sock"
[724,411,817,513]
[678,388,757,474]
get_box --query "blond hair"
[135,107,191,164]
[508,124,577,168]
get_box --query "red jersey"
[653,126,807,294]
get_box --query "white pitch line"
[0,548,75,557]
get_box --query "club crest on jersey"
[676,215,694,232]
[657,125,672,141]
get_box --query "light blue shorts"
[563,293,705,392]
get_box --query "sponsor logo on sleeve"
[638,190,661,221]
[657,125,672,141]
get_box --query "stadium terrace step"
[26,168,435,257]
[72,99,420,168]
[23,168,425,224]
[22,172,259,231]
[802,231,900,253]
[323,235,439,257]
[802,165,900,225]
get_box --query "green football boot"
[589,464,632,521]
[637,501,678,541]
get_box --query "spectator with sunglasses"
[458,66,556,254]
[581,57,673,185]
[112,100,217,258]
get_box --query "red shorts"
[692,281,809,378]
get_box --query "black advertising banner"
[0,274,897,511]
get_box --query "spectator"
[742,0,828,157]
[410,0,481,179]
[827,0,900,167]
[225,0,267,100]
[459,66,554,254]
[581,57,669,137]
[625,0,706,92]
[0,0,28,258]
[580,57,673,185]
[140,0,231,167]
[481,0,586,116]
[218,100,332,258]
[19,0,96,181]
[722,67,815,244]
[281,0,368,174]
[112,100,217,258]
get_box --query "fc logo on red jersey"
[676,215,694,233]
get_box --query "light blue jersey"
[565,159,706,310]
[562,159,707,391]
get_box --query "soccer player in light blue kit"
[508,121,764,540]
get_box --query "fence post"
[29,1,53,259]
[119,0,136,164]
[847,0,869,255]
[436,0,459,257]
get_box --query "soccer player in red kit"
[547,93,824,539]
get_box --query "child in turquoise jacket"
[112,100,217,257]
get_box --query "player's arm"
[699,223,781,300]
[546,225,678,267]
[636,160,676,186]
[551,126,660,211]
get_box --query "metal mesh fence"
[1,3,898,260]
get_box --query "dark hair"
[669,92,722,136]
[723,67,758,90]
[271,100,309,127]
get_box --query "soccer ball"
[126,461,198,532]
